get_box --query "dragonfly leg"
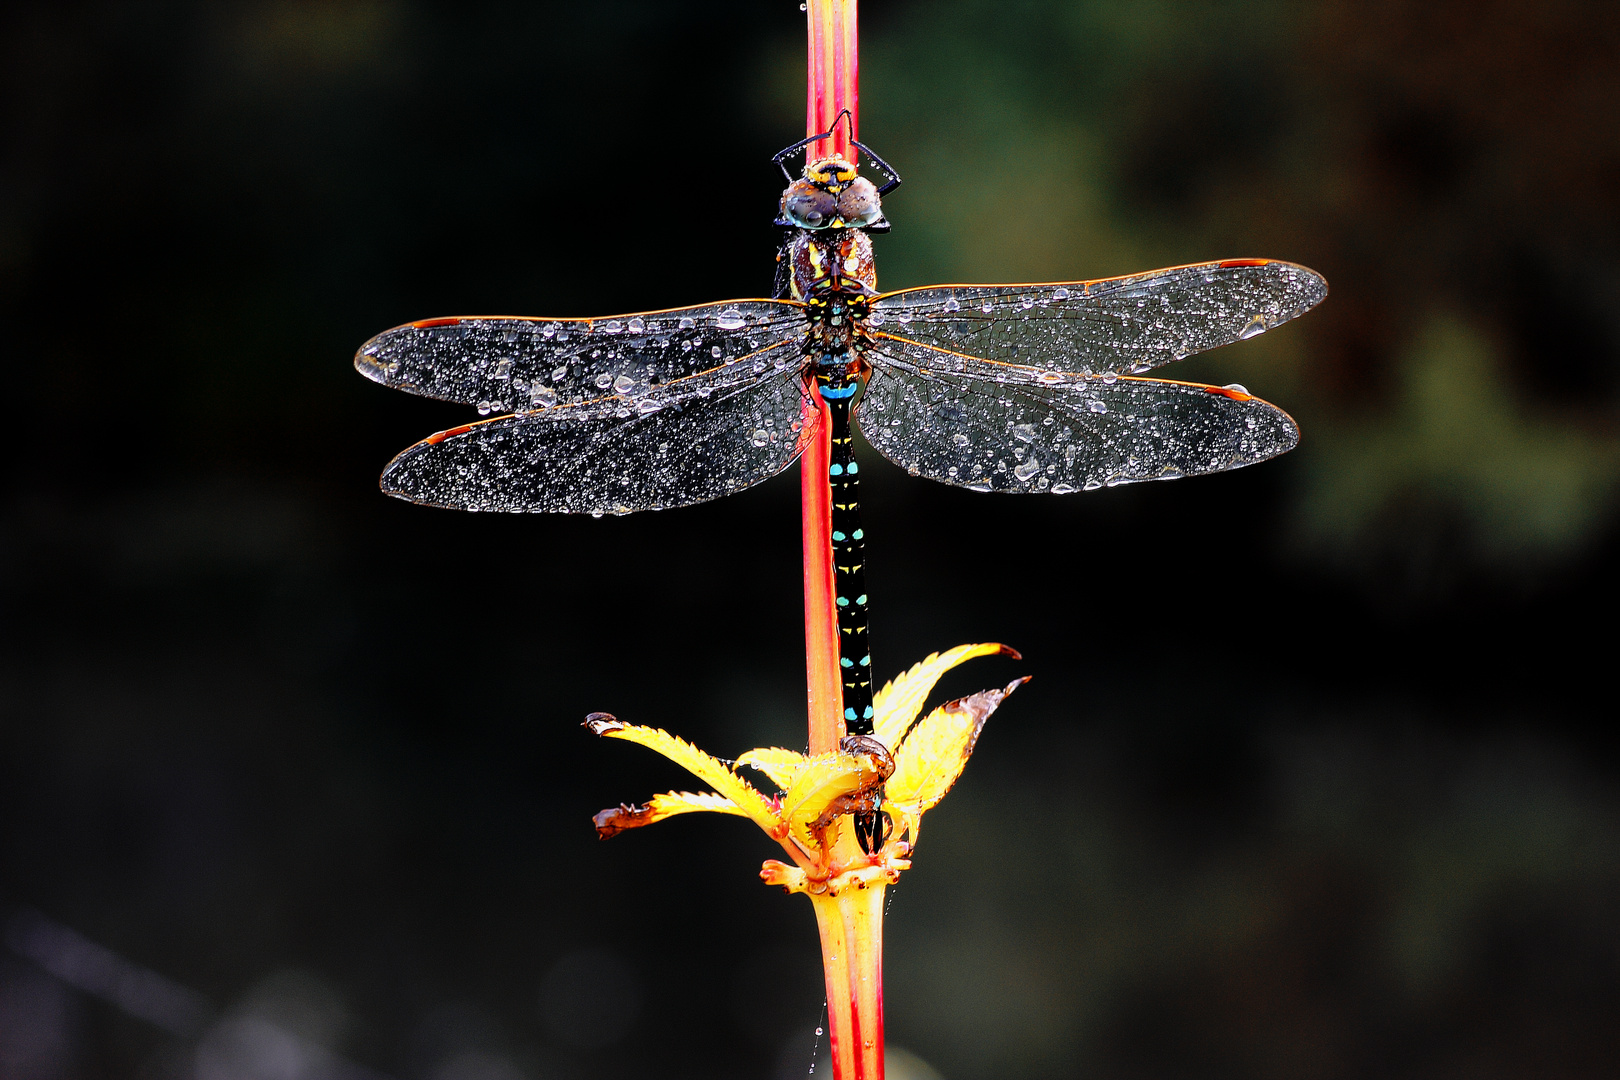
[849,136,902,196]
[771,108,856,180]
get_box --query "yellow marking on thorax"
[808,243,826,279]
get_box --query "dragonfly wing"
[355,299,805,411]
[379,341,815,513]
[857,337,1298,493]
[870,259,1326,376]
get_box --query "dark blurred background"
[3,1,1618,1077]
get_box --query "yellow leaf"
[734,746,811,791]
[781,750,883,841]
[584,714,779,833]
[592,790,744,838]
[887,679,1028,818]
[872,644,1019,748]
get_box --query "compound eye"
[781,181,838,229]
[837,177,882,226]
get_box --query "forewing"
[380,341,814,513]
[355,299,805,411]
[871,260,1325,376]
[857,337,1298,493]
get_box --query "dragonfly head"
[778,156,888,232]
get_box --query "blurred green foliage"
[853,0,1620,586]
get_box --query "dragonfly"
[355,117,1326,847]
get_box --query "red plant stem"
[801,0,858,756]
[802,5,884,1080]
[801,390,842,755]
[806,0,859,164]
[811,887,887,1080]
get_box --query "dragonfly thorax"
[804,292,872,392]
[786,230,877,301]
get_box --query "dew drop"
[1224,382,1250,394]
[1238,316,1268,339]
[952,432,970,448]
[679,316,696,329]
[1012,423,1036,443]
[602,319,624,334]
[627,317,645,333]
[942,297,961,312]
[613,375,635,394]
[552,364,569,382]
[896,311,912,325]
[980,301,994,313]
[476,401,492,416]
[751,429,770,447]
[594,373,614,389]
[1087,399,1108,414]
[1052,286,1071,300]
[711,345,723,358]
[715,308,746,330]
[530,386,556,408]
[1014,460,1041,481]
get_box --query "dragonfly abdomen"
[817,369,873,737]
